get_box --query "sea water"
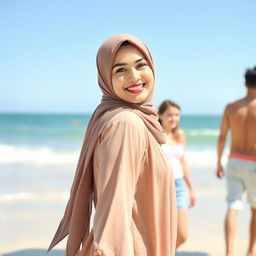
[0,113,236,254]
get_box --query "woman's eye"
[115,67,126,73]
[137,63,147,68]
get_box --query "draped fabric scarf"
[47,33,167,256]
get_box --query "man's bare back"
[216,67,256,256]
[226,97,256,156]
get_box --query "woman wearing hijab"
[47,34,177,256]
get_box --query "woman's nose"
[127,68,140,82]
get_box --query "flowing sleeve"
[91,111,147,256]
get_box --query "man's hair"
[245,66,256,88]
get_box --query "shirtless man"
[217,66,256,256]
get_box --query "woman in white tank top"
[158,100,196,249]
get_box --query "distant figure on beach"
[158,100,196,249]
[47,34,177,256]
[216,66,256,256]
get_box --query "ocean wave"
[0,191,69,203]
[185,150,229,169]
[0,186,226,203]
[186,129,220,136]
[0,144,228,168]
[0,144,80,165]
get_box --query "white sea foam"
[185,150,229,169]
[186,129,219,136]
[0,144,80,165]
[0,144,228,169]
[0,186,226,203]
[0,191,69,203]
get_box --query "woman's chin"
[126,94,149,103]
[124,89,151,103]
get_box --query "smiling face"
[111,44,154,103]
[159,106,180,131]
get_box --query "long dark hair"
[158,100,181,133]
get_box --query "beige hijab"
[47,33,167,256]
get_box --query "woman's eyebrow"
[112,62,127,69]
[135,57,146,63]
[112,57,146,69]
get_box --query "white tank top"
[161,144,185,179]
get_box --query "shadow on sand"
[2,249,209,256]
[2,249,64,256]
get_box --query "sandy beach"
[0,159,251,256]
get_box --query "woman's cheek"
[143,68,153,78]
[113,76,124,89]
[143,69,154,88]
[118,76,125,86]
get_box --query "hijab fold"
[47,33,167,256]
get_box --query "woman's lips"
[126,83,145,94]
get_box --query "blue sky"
[0,0,255,114]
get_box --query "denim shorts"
[225,157,256,210]
[175,178,187,210]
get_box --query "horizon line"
[0,111,223,116]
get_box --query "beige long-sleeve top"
[80,110,177,256]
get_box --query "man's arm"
[216,105,230,179]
